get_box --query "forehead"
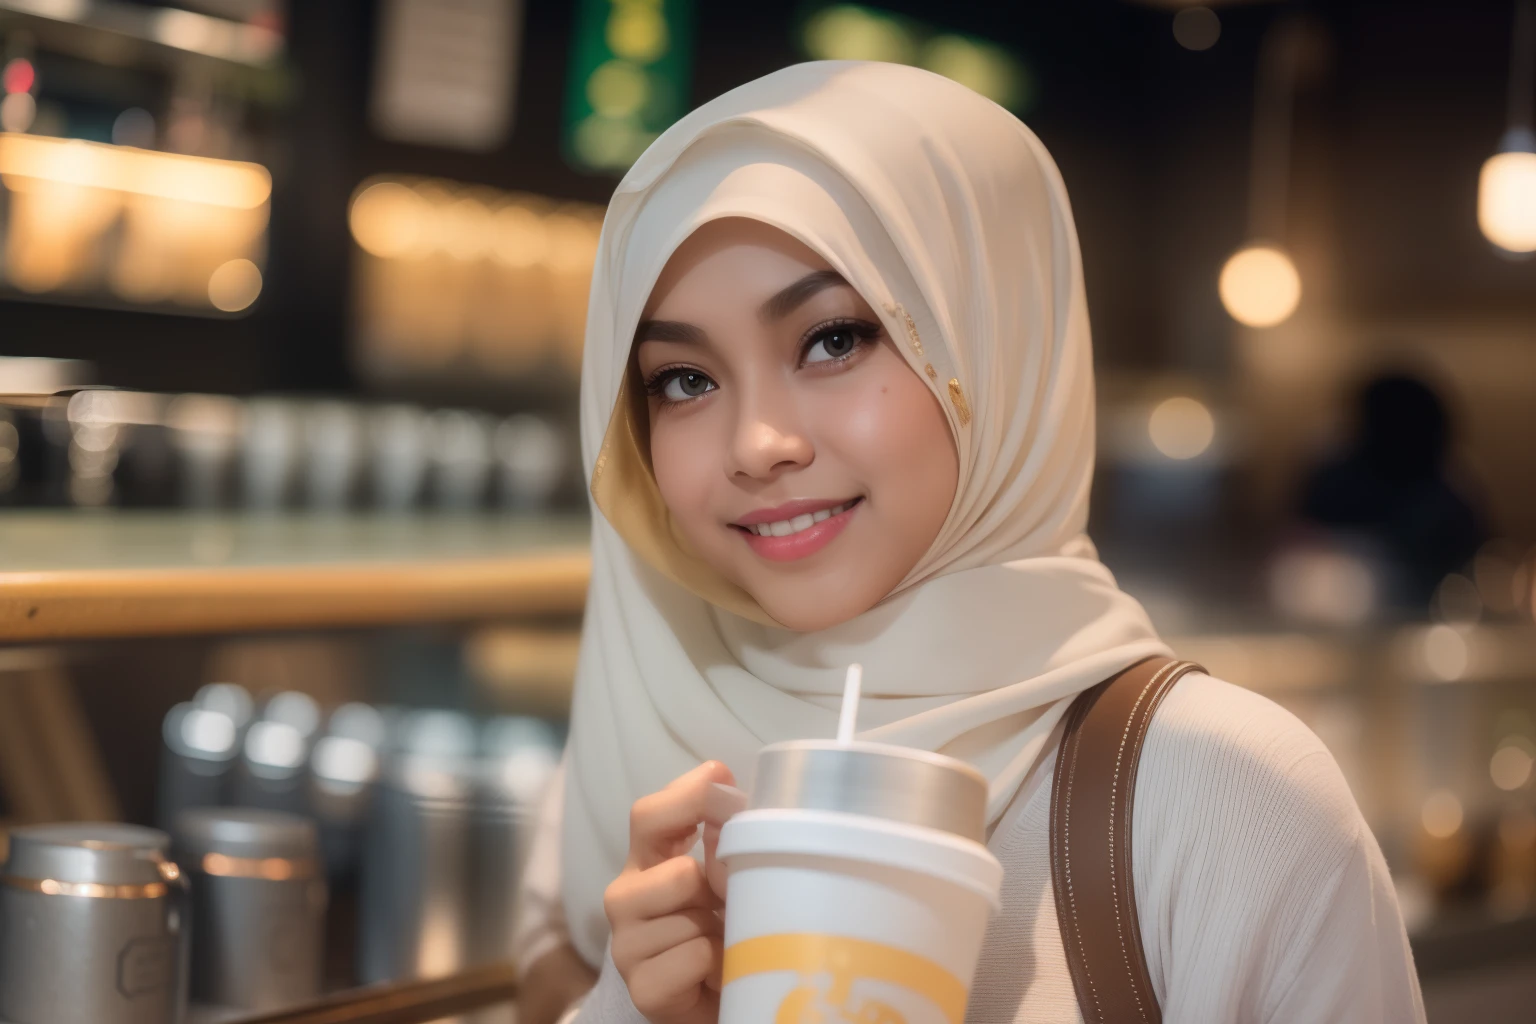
[644,217,834,319]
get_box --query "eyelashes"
[640,316,884,405]
[799,317,882,365]
[642,364,703,398]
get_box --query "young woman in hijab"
[513,62,1424,1024]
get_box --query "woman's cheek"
[651,416,723,543]
[824,360,953,494]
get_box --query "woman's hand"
[605,761,737,1024]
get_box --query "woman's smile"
[730,496,864,561]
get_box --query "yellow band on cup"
[722,933,967,1024]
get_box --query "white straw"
[836,663,863,745]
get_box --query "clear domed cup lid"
[749,739,988,844]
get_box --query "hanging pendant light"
[1220,19,1306,328]
[1219,242,1301,327]
[1479,2,1536,255]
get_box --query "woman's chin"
[750,585,879,633]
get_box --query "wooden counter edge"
[0,550,591,640]
[227,961,518,1024]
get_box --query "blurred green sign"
[564,0,694,174]
[800,4,1032,113]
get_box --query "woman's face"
[636,218,959,631]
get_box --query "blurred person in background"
[1298,368,1486,611]
[513,62,1423,1024]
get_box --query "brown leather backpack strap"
[1049,656,1204,1024]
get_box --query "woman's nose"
[729,409,814,481]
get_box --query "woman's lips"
[735,498,863,562]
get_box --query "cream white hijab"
[562,61,1168,966]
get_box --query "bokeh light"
[1479,143,1536,254]
[1422,624,1470,681]
[606,2,669,62]
[1219,244,1302,327]
[349,180,431,258]
[1491,740,1535,792]
[491,204,550,269]
[439,195,494,261]
[571,116,651,170]
[1269,548,1377,626]
[0,133,270,207]
[1148,396,1215,460]
[587,60,650,119]
[112,107,156,149]
[0,92,37,133]
[207,258,262,312]
[2,58,35,95]
[1421,788,1464,839]
[921,35,1028,111]
[1172,7,1221,51]
[0,90,35,134]
[245,720,305,772]
[803,4,916,64]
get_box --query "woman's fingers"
[624,934,724,1022]
[702,782,746,902]
[702,822,728,902]
[628,761,737,870]
[610,906,720,972]
[604,854,716,926]
[605,763,741,1023]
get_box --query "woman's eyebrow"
[634,319,708,345]
[758,269,848,323]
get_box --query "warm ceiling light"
[1479,128,1536,254]
[0,134,270,208]
[1148,396,1215,460]
[1218,243,1301,327]
[349,180,430,258]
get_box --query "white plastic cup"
[716,806,1002,1024]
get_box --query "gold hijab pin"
[885,302,971,427]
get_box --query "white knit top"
[533,674,1426,1023]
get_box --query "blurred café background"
[0,0,1533,1021]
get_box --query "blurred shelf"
[1411,909,1536,979]
[0,511,590,640]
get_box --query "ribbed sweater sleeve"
[1132,674,1425,1024]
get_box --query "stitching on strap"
[1107,659,1178,1024]
[1058,698,1101,1020]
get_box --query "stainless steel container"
[749,739,989,841]
[0,822,189,1024]
[177,809,326,1012]
[308,702,387,878]
[470,717,560,961]
[158,701,241,830]
[232,692,321,815]
[357,710,477,986]
[464,718,561,1023]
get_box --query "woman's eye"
[661,371,716,401]
[804,328,860,364]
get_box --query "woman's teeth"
[749,501,855,537]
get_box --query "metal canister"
[0,822,189,1024]
[157,701,241,831]
[748,739,988,841]
[176,808,326,1012]
[308,702,388,878]
[464,718,561,1023]
[232,692,321,815]
[357,710,477,985]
